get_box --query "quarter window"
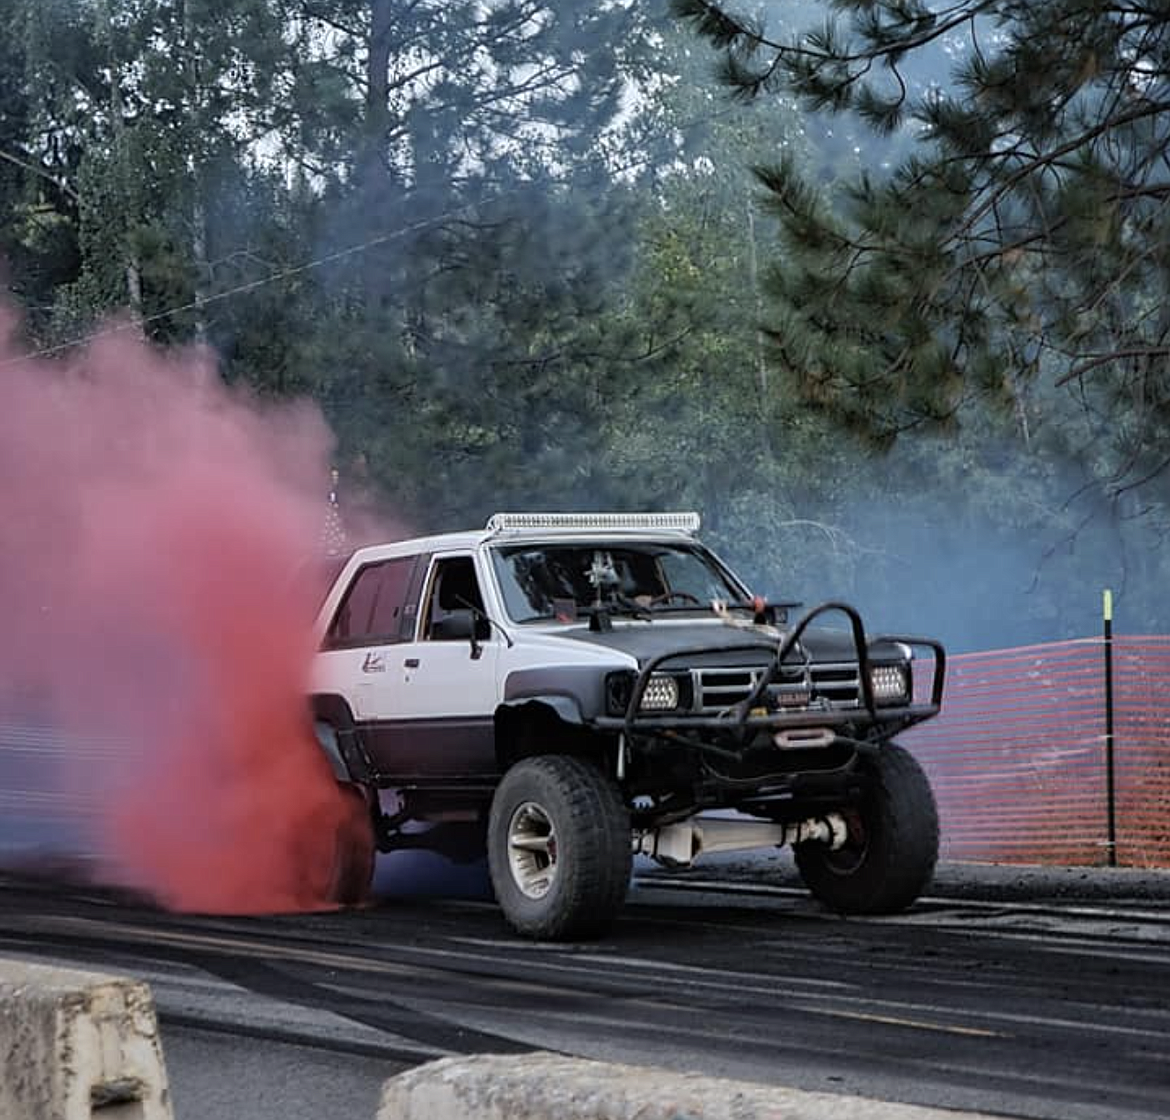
[326,557,415,646]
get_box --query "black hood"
[555,620,902,667]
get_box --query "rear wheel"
[794,743,937,914]
[488,755,631,940]
[328,783,376,906]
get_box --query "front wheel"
[487,755,631,940]
[794,743,938,915]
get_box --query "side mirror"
[432,608,475,641]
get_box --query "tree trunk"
[98,0,143,324]
[181,0,209,346]
[362,0,394,182]
[189,181,210,347]
[746,198,774,454]
[746,199,767,403]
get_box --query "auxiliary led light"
[869,664,910,704]
[640,674,681,711]
[486,512,700,534]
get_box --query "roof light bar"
[486,512,701,534]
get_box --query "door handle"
[404,658,420,669]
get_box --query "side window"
[423,556,487,641]
[325,557,416,647]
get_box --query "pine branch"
[1056,346,1170,387]
[669,0,767,52]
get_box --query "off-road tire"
[488,755,631,940]
[794,742,938,915]
[328,782,376,906]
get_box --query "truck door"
[384,552,500,779]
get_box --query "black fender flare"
[502,665,616,724]
[310,694,374,783]
[313,719,350,782]
[494,695,592,772]
[497,693,585,726]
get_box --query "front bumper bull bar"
[592,601,946,747]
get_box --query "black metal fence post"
[1103,589,1117,867]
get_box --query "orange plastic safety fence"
[903,636,1170,867]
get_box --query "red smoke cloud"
[0,306,371,912]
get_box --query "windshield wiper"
[587,595,652,631]
[614,594,653,620]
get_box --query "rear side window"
[325,557,416,647]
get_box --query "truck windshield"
[489,541,745,623]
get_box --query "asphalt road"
[1,858,1168,1120]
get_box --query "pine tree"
[673,0,1170,498]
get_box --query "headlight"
[869,663,910,706]
[640,673,681,711]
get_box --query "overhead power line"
[1,104,743,370]
[0,210,447,369]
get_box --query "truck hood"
[550,620,905,667]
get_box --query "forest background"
[2,0,1164,653]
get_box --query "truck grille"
[694,662,860,712]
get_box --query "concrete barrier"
[379,1052,1000,1120]
[0,957,172,1120]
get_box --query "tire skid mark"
[8,910,1169,1050]
[3,878,1170,1120]
[193,954,532,1057]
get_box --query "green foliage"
[675,0,1170,508]
[660,0,1170,643]
[5,0,1170,648]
